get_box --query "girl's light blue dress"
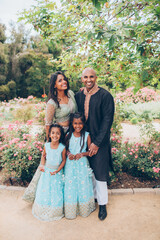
[64,132,96,219]
[32,142,65,221]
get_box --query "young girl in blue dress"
[64,112,95,219]
[32,124,66,221]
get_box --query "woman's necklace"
[58,95,68,104]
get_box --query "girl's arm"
[50,148,66,175]
[74,134,91,160]
[39,147,46,172]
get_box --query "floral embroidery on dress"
[64,132,96,219]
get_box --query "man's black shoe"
[98,205,107,220]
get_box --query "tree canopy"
[19,0,160,91]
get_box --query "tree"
[25,51,57,97]
[0,24,8,85]
[0,23,62,100]
[20,0,160,91]
[0,23,12,101]
[0,23,6,43]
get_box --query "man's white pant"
[92,174,108,205]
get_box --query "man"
[75,68,114,221]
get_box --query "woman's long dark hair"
[65,112,86,152]
[48,71,70,107]
[48,124,65,144]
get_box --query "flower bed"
[0,121,159,185]
[115,87,160,104]
[0,93,160,186]
[0,96,46,124]
[111,134,160,181]
[0,122,44,183]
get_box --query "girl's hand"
[68,153,75,160]
[39,165,45,172]
[50,170,58,175]
[74,153,83,160]
[67,151,71,156]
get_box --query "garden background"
[0,0,160,187]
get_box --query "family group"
[23,68,115,222]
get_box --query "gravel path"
[121,122,160,143]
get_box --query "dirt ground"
[0,189,160,240]
[109,172,160,189]
[1,171,160,189]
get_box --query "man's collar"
[83,84,99,95]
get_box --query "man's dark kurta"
[75,87,114,182]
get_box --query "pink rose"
[154,150,159,154]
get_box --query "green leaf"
[45,3,56,10]
[142,70,149,81]
[109,35,116,49]
[92,0,101,10]
[68,5,75,11]
[96,31,104,39]
[88,32,93,40]
[134,80,142,94]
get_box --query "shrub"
[149,132,160,144]
[111,133,160,180]
[115,87,160,104]
[139,122,156,141]
[13,105,35,123]
[120,142,160,179]
[0,123,44,182]
[130,117,138,124]
[119,101,160,122]
[111,104,122,135]
[0,84,10,101]
[34,102,46,124]
[7,80,16,99]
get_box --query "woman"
[22,71,77,203]
[45,71,77,139]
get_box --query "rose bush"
[1,124,159,184]
[111,134,160,180]
[0,122,44,182]
[0,94,160,185]
[115,87,160,104]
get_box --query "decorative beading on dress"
[64,132,96,219]
[24,142,65,222]
[45,90,77,125]
[22,168,41,203]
